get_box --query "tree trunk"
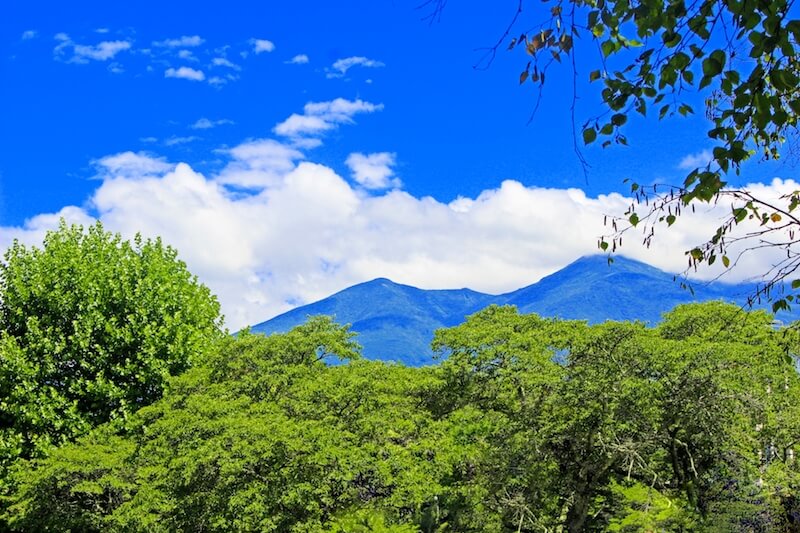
[565,482,591,533]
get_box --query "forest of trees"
[0,223,799,531]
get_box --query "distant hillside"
[250,278,493,366]
[496,255,760,323]
[249,255,796,365]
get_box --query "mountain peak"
[249,256,797,365]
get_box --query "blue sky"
[2,1,797,327]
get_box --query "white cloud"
[0,206,95,254]
[286,54,309,64]
[346,152,401,189]
[191,118,234,130]
[215,139,304,188]
[165,66,205,81]
[6,139,797,333]
[53,34,132,63]
[251,39,275,53]
[21,30,37,40]
[153,35,204,48]
[211,57,240,70]
[5,100,794,332]
[165,136,200,146]
[679,149,713,170]
[95,28,110,34]
[177,49,197,61]
[273,98,383,139]
[208,73,239,87]
[74,41,131,61]
[327,56,384,78]
[274,115,333,137]
[95,151,174,177]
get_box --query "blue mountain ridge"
[249,255,799,365]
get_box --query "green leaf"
[583,127,597,144]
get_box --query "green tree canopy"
[7,304,799,531]
[0,221,223,470]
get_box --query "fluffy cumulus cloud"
[21,30,38,40]
[54,33,132,63]
[251,39,275,53]
[346,152,401,189]
[4,100,795,331]
[274,98,383,141]
[327,56,384,78]
[165,66,205,81]
[215,139,304,188]
[5,136,797,332]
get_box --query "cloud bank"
[3,100,795,331]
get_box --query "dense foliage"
[0,222,223,472]
[5,303,799,531]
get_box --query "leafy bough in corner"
[433,0,800,311]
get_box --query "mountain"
[250,278,494,366]
[249,255,796,365]
[496,255,759,323]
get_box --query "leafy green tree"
[0,221,223,471]
[4,319,450,531]
[6,306,800,531]
[433,303,800,531]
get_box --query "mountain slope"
[249,278,493,366]
[497,255,760,324]
[249,256,795,365]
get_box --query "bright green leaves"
[6,304,800,531]
[0,221,223,471]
